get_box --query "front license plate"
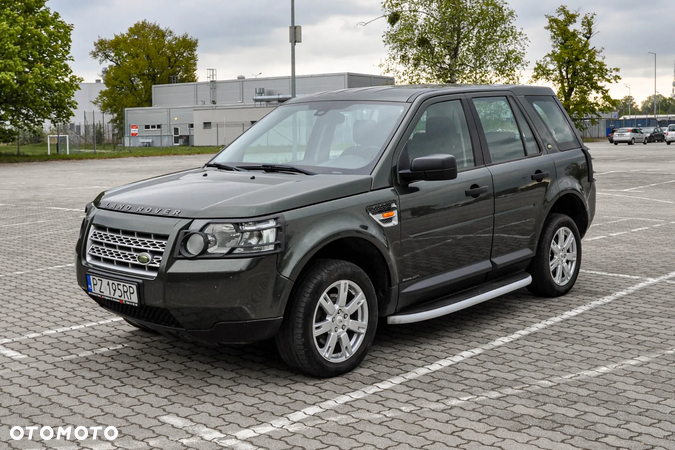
[87,274,139,306]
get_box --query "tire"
[614,142,618,145]
[643,138,648,145]
[124,318,158,333]
[667,141,672,145]
[528,214,581,297]
[275,259,378,377]
[629,138,635,145]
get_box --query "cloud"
[49,0,675,102]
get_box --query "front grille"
[86,225,168,278]
[93,297,182,328]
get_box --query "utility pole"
[290,0,296,98]
[648,52,656,124]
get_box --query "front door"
[396,97,494,309]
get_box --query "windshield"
[209,101,408,175]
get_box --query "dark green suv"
[76,85,596,377]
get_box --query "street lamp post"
[290,0,296,98]
[625,84,631,127]
[648,52,656,125]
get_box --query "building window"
[188,123,194,129]
[203,122,212,130]
[144,125,151,130]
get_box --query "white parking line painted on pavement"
[0,345,28,360]
[0,220,51,228]
[585,221,674,241]
[580,269,647,280]
[61,344,127,361]
[589,217,665,227]
[0,263,75,278]
[623,179,675,191]
[165,270,675,449]
[0,203,83,212]
[597,192,674,204]
[0,317,124,345]
[314,347,675,428]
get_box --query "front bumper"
[76,209,293,344]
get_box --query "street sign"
[130,124,139,137]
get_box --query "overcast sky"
[49,0,674,105]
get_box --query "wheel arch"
[546,191,590,238]
[282,234,397,319]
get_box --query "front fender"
[277,190,400,285]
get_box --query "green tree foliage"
[90,21,198,135]
[616,95,638,118]
[640,94,675,115]
[531,6,620,129]
[0,0,81,142]
[381,0,529,84]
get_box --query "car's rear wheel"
[614,142,618,145]
[668,141,672,145]
[528,214,581,297]
[629,138,635,145]
[276,259,378,377]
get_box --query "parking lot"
[1,141,674,450]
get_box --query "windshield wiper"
[204,162,247,172]
[237,164,315,175]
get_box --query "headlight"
[177,217,283,258]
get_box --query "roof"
[287,84,556,104]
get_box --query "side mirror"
[399,154,458,183]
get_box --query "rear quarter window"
[525,96,580,151]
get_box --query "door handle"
[465,185,488,198]
[531,171,550,182]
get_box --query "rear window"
[525,96,579,151]
[617,128,630,133]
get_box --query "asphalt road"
[1,141,674,449]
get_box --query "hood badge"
[102,202,181,217]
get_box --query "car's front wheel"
[276,259,378,377]
[643,138,648,145]
[528,214,581,297]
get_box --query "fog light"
[181,232,208,257]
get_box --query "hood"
[95,168,373,219]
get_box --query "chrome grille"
[86,225,168,277]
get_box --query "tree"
[90,21,198,135]
[381,0,529,84]
[531,6,620,129]
[0,0,81,142]
[616,95,637,119]
[640,94,674,116]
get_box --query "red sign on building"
[130,124,139,137]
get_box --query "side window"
[512,101,540,156]
[472,96,526,164]
[406,100,475,171]
[526,96,578,150]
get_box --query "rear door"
[467,94,556,273]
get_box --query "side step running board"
[387,273,532,325]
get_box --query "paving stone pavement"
[0,143,674,449]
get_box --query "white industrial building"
[124,72,394,147]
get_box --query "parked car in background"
[641,126,665,143]
[612,128,648,145]
[665,125,675,145]
[607,128,617,143]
